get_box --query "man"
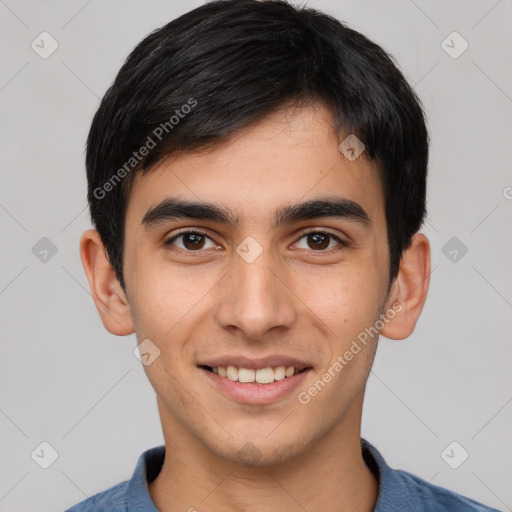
[67,0,499,510]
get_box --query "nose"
[215,245,297,340]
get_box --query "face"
[121,103,394,466]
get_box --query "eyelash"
[163,228,348,254]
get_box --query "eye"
[164,229,218,251]
[164,229,348,254]
[294,231,347,251]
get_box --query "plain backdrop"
[0,1,511,511]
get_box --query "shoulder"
[394,468,501,511]
[62,445,165,511]
[63,480,129,511]
[361,439,500,512]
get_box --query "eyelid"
[298,227,347,240]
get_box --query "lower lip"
[199,367,312,405]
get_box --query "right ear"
[79,229,135,336]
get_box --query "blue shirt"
[64,438,500,511]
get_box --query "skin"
[80,102,430,512]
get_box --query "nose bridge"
[215,240,295,338]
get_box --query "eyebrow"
[141,196,371,230]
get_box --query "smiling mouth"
[199,365,311,385]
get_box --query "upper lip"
[198,355,312,371]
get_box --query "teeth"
[238,368,255,383]
[210,365,303,384]
[273,366,286,381]
[256,367,275,384]
[226,365,238,382]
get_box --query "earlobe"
[380,233,431,340]
[79,229,135,336]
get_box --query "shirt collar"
[124,444,164,510]
[124,438,408,511]
[361,438,415,511]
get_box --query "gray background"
[1,1,511,511]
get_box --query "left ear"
[380,232,431,340]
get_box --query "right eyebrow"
[142,197,239,228]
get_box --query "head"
[81,0,430,467]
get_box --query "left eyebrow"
[273,197,371,229]
[141,196,371,230]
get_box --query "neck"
[149,395,378,512]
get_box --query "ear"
[380,232,431,340]
[79,229,135,336]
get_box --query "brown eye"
[182,232,206,250]
[307,233,330,250]
[164,230,217,251]
[295,231,345,251]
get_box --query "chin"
[210,434,308,468]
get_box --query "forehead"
[125,104,386,232]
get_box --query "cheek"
[293,263,384,336]
[128,257,218,344]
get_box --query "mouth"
[199,364,312,385]
[198,364,313,405]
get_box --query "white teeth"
[273,366,286,381]
[209,364,304,384]
[255,367,275,384]
[238,368,255,383]
[226,365,238,382]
